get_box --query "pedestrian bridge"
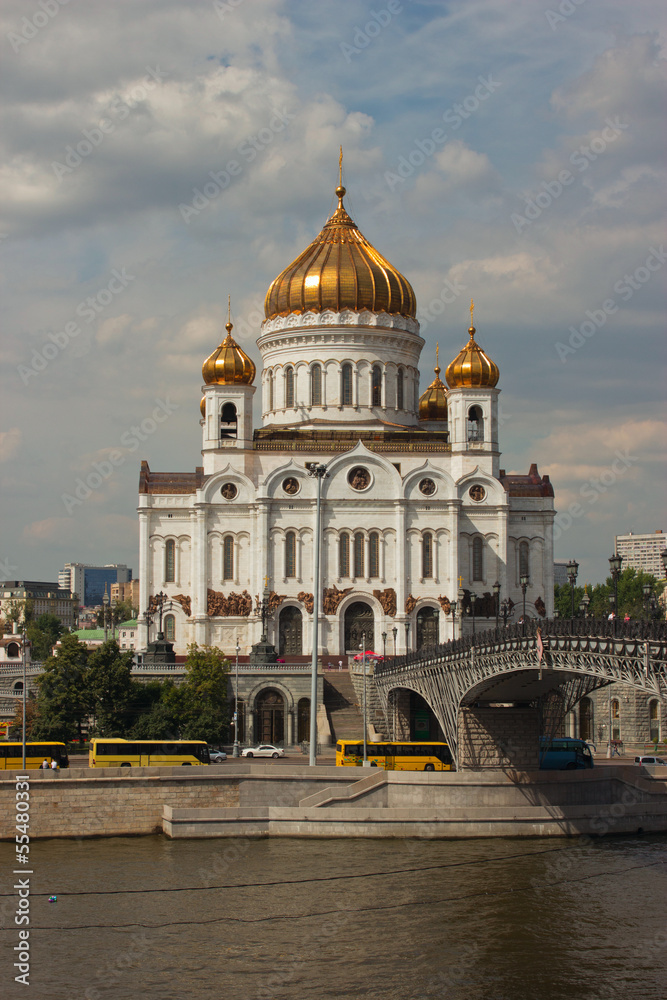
[374,619,667,769]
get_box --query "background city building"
[615,531,667,579]
[0,581,77,629]
[58,563,133,607]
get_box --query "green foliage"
[129,680,184,740]
[26,613,65,660]
[555,568,663,619]
[95,599,137,629]
[87,640,135,736]
[32,634,90,743]
[178,644,230,742]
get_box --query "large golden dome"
[202,320,256,386]
[445,308,499,389]
[419,348,448,421]
[264,183,417,320]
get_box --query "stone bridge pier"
[457,706,540,770]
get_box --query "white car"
[635,755,666,766]
[241,744,285,759]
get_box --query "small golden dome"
[419,346,448,421]
[445,308,499,389]
[264,181,417,321]
[200,396,206,417]
[202,320,256,386]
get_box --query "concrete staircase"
[323,670,364,742]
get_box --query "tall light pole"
[111,597,118,641]
[233,638,240,757]
[381,631,387,662]
[404,621,410,655]
[103,585,109,642]
[361,633,367,765]
[392,626,397,661]
[566,560,578,619]
[470,592,477,638]
[450,601,457,640]
[493,581,500,629]
[307,462,329,767]
[520,573,530,633]
[608,553,622,637]
[21,622,27,771]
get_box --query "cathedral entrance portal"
[417,607,439,649]
[344,601,374,652]
[279,606,302,656]
[256,689,285,744]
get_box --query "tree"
[32,633,90,743]
[9,697,39,740]
[87,640,135,736]
[26,613,65,660]
[554,568,663,619]
[179,644,229,742]
[129,679,184,739]
[1,599,27,634]
[95,599,137,630]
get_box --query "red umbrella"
[353,651,383,660]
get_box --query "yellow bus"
[0,742,69,770]
[335,740,453,771]
[89,739,210,767]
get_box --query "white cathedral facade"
[137,177,555,659]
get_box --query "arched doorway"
[344,601,374,652]
[279,606,302,656]
[416,607,439,649]
[297,698,310,742]
[256,689,285,744]
[580,696,594,742]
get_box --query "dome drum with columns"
[137,161,555,678]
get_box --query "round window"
[221,483,238,500]
[282,477,300,495]
[469,484,486,502]
[419,478,436,496]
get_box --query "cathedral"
[137,171,555,660]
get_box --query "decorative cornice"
[259,309,420,338]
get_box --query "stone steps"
[323,670,364,741]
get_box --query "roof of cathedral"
[202,320,256,386]
[264,180,417,321]
[418,347,448,421]
[139,461,207,495]
[445,304,499,389]
[499,463,554,497]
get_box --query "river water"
[2,833,666,1000]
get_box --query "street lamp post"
[470,592,477,639]
[450,601,457,640]
[566,560,579,619]
[643,582,652,619]
[608,553,622,636]
[520,573,530,633]
[501,599,512,627]
[381,631,387,662]
[361,633,367,765]
[21,623,27,771]
[493,581,500,630]
[103,586,109,642]
[307,462,329,767]
[392,626,397,661]
[233,638,240,757]
[404,621,410,655]
[111,597,118,641]
[580,591,590,618]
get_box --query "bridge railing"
[375,617,667,676]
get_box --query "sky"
[1,0,665,590]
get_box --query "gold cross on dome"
[470,298,474,326]
[458,574,464,588]
[339,145,343,186]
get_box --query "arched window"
[311,364,322,406]
[268,370,274,411]
[6,642,20,658]
[611,699,621,741]
[285,367,294,408]
[397,368,404,410]
[649,700,660,743]
[369,532,380,578]
[580,697,594,742]
[371,365,382,407]
[341,363,353,406]
[220,401,237,440]
[354,532,364,578]
[339,533,350,578]
[13,681,23,691]
[285,531,296,578]
[223,536,234,581]
[165,539,175,583]
[519,541,530,579]
[472,537,484,581]
[164,614,175,642]
[468,405,484,442]
[422,532,433,578]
